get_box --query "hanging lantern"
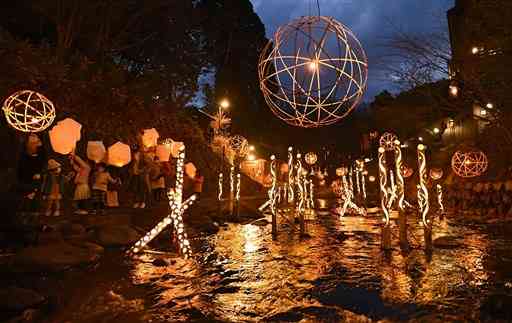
[258,16,368,128]
[156,144,172,162]
[49,122,80,155]
[57,118,82,142]
[87,141,106,163]
[451,150,488,178]
[304,152,318,165]
[185,162,197,178]
[429,168,444,180]
[2,90,56,132]
[142,128,159,148]
[107,142,131,167]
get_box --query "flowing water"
[51,205,512,322]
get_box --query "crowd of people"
[15,133,204,218]
[445,182,512,217]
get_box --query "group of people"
[445,182,512,217]
[16,133,204,218]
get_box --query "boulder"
[433,236,462,249]
[95,225,140,247]
[12,242,101,272]
[0,287,45,311]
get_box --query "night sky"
[250,0,454,101]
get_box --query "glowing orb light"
[258,16,368,128]
[305,152,318,165]
[451,150,488,178]
[3,90,56,132]
[429,168,444,180]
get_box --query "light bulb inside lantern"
[433,127,440,134]
[308,60,318,71]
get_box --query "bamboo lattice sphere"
[3,90,56,132]
[228,135,249,157]
[379,132,397,151]
[258,16,368,128]
[451,150,488,178]
[305,152,318,165]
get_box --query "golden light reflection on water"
[125,211,504,322]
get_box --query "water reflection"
[124,208,512,321]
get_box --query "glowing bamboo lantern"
[87,141,106,163]
[437,184,445,214]
[218,173,223,201]
[287,147,294,203]
[378,147,390,225]
[2,90,56,132]
[394,140,405,211]
[417,144,429,226]
[107,142,131,167]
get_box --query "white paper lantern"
[49,123,79,155]
[142,128,159,148]
[87,141,106,163]
[57,118,82,142]
[185,162,197,178]
[107,142,131,167]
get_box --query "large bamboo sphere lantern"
[2,90,56,132]
[451,150,488,178]
[258,16,368,128]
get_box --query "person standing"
[192,169,204,200]
[91,163,117,214]
[70,153,91,215]
[41,159,65,216]
[130,145,147,208]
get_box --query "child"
[41,159,65,216]
[150,157,166,202]
[106,166,122,208]
[130,145,147,208]
[70,153,91,215]
[91,163,117,214]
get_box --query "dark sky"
[249,0,454,101]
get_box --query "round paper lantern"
[156,144,171,162]
[185,162,197,178]
[429,168,444,180]
[49,123,79,155]
[142,128,159,148]
[451,150,488,178]
[2,90,56,132]
[107,142,131,167]
[57,118,81,142]
[336,167,348,177]
[379,132,398,151]
[87,141,106,163]
[228,135,248,157]
[258,16,368,128]
[400,165,414,178]
[304,152,318,165]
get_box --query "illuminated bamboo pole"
[355,169,361,196]
[394,140,408,250]
[229,165,235,214]
[379,147,391,250]
[218,173,223,201]
[417,144,432,251]
[361,172,367,200]
[270,155,278,237]
[437,184,445,219]
[296,153,305,235]
[287,147,294,203]
[348,167,354,196]
[309,180,315,210]
[234,172,241,217]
